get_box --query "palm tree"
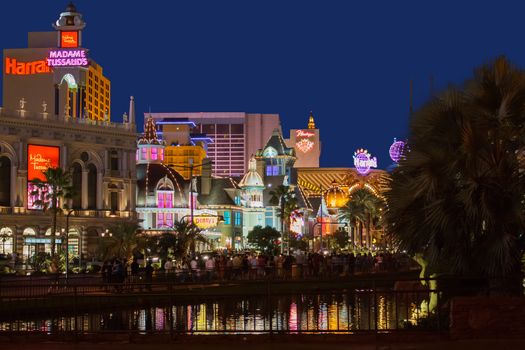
[171,218,206,260]
[269,185,296,254]
[385,57,525,295]
[338,189,382,249]
[102,222,145,261]
[30,167,74,258]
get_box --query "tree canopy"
[385,57,525,292]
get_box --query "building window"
[110,150,119,170]
[151,147,158,160]
[223,211,231,225]
[141,148,148,160]
[234,196,241,205]
[234,212,241,226]
[159,148,164,161]
[0,227,13,255]
[266,165,279,176]
[157,212,164,227]
[157,192,173,208]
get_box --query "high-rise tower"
[2,2,110,121]
[286,111,321,168]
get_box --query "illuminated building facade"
[0,98,137,262]
[286,112,321,168]
[2,3,110,121]
[136,117,233,248]
[148,112,281,177]
[156,119,211,180]
[0,4,136,263]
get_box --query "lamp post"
[166,160,209,227]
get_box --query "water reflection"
[0,291,430,333]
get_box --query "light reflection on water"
[0,292,429,333]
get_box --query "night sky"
[1,0,524,169]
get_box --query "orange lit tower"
[2,3,110,121]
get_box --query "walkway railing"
[0,278,445,335]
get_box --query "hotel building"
[148,112,281,177]
[2,3,110,121]
[0,4,136,263]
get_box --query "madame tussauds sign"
[47,49,88,67]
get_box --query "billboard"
[27,145,60,210]
[60,31,79,48]
[28,145,60,181]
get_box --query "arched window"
[156,178,174,209]
[87,163,97,209]
[0,227,13,255]
[22,228,37,262]
[0,156,11,206]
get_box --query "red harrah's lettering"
[296,130,315,138]
[4,57,51,75]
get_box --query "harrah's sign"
[296,130,315,138]
[4,57,51,75]
[47,49,88,67]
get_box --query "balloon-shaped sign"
[353,149,377,175]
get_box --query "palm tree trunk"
[366,214,371,249]
[359,221,363,249]
[51,207,57,257]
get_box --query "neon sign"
[28,145,60,181]
[295,129,315,153]
[353,149,377,175]
[296,138,314,153]
[289,210,304,236]
[194,216,218,229]
[47,49,88,67]
[389,138,406,163]
[4,57,51,75]
[61,31,78,48]
[296,130,315,138]
[27,145,60,210]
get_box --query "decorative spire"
[128,96,135,125]
[308,111,316,129]
[138,116,162,145]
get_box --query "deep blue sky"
[1,1,524,168]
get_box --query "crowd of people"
[100,251,416,288]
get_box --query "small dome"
[239,156,264,188]
[324,180,349,208]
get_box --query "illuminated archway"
[60,73,78,90]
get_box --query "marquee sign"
[353,149,377,175]
[27,145,60,210]
[289,210,304,236]
[4,57,51,75]
[61,31,79,48]
[47,49,88,67]
[28,145,60,182]
[194,216,219,229]
[295,129,315,153]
